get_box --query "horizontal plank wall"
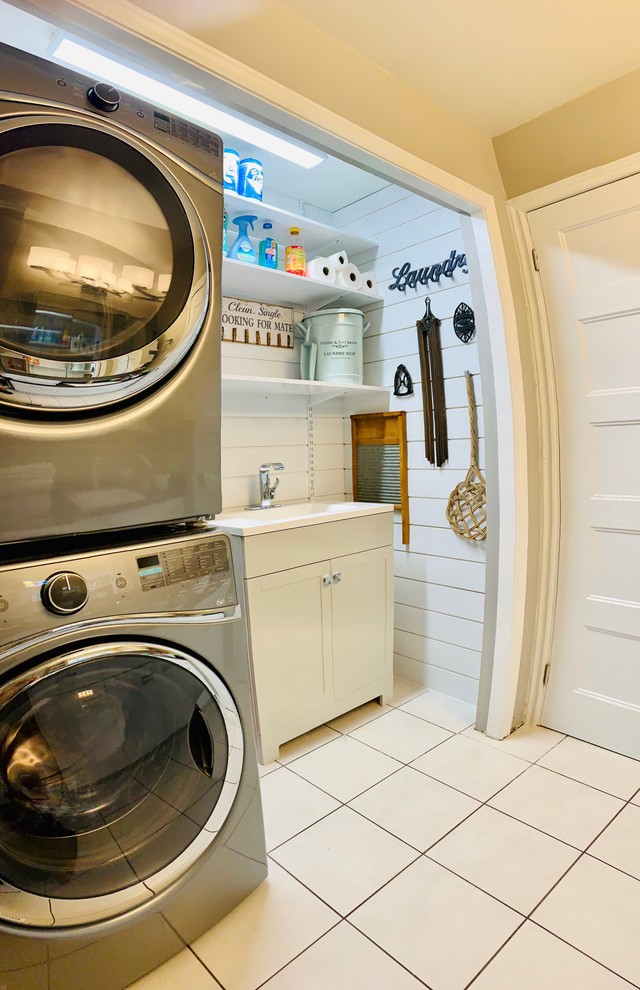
[336,187,486,705]
[220,341,347,509]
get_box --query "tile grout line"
[251,916,343,990]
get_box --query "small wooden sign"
[221,297,295,348]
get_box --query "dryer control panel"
[0,41,223,182]
[0,531,237,647]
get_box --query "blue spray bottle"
[227,215,258,264]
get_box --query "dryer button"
[42,572,89,615]
[87,83,121,113]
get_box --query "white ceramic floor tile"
[589,804,640,880]
[470,921,631,990]
[191,861,339,990]
[400,690,477,732]
[349,708,452,763]
[489,765,624,849]
[261,921,425,989]
[389,677,428,708]
[288,735,402,802]
[411,734,528,801]
[631,790,640,807]
[258,761,280,778]
[462,724,565,763]
[270,806,417,915]
[428,806,579,914]
[537,736,640,799]
[349,765,480,851]
[277,725,341,764]
[260,766,341,851]
[350,857,522,990]
[327,700,390,734]
[126,949,222,989]
[533,855,640,985]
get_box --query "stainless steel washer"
[0,42,224,546]
[0,529,267,990]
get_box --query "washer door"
[0,116,212,412]
[0,641,243,929]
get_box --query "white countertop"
[213,501,393,536]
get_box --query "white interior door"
[528,175,640,758]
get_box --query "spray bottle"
[227,215,258,264]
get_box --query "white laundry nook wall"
[220,186,486,705]
[336,187,487,705]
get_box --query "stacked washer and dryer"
[0,42,267,990]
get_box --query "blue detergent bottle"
[228,214,258,264]
[259,221,278,269]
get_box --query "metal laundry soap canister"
[295,308,369,384]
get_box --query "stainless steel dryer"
[0,42,224,546]
[0,528,267,990]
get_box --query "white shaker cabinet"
[223,508,394,764]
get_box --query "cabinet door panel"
[332,546,393,700]
[245,561,332,726]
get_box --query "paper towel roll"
[326,250,349,269]
[335,263,363,291]
[361,271,378,294]
[306,257,336,283]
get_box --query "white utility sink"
[214,501,393,535]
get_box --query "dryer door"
[0,116,214,412]
[0,640,243,929]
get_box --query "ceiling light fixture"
[51,38,323,169]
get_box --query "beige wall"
[494,66,640,199]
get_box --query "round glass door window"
[0,642,242,926]
[0,122,210,410]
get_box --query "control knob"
[87,83,120,113]
[41,572,89,615]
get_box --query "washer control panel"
[0,531,237,647]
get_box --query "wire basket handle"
[465,371,479,469]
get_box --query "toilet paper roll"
[306,257,337,283]
[361,271,378,294]
[335,263,363,291]
[326,250,349,269]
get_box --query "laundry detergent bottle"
[228,214,258,264]
[259,221,278,269]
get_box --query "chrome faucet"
[259,462,285,508]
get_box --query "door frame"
[15,0,528,737]
[508,149,640,725]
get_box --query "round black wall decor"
[453,302,476,343]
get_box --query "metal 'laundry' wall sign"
[388,249,468,292]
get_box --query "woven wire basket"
[446,372,487,542]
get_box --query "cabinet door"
[331,546,393,700]
[245,560,333,728]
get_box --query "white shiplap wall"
[336,187,486,705]
[220,340,347,510]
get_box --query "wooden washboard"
[351,411,409,544]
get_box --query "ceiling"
[122,0,640,136]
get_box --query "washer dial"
[41,572,89,615]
